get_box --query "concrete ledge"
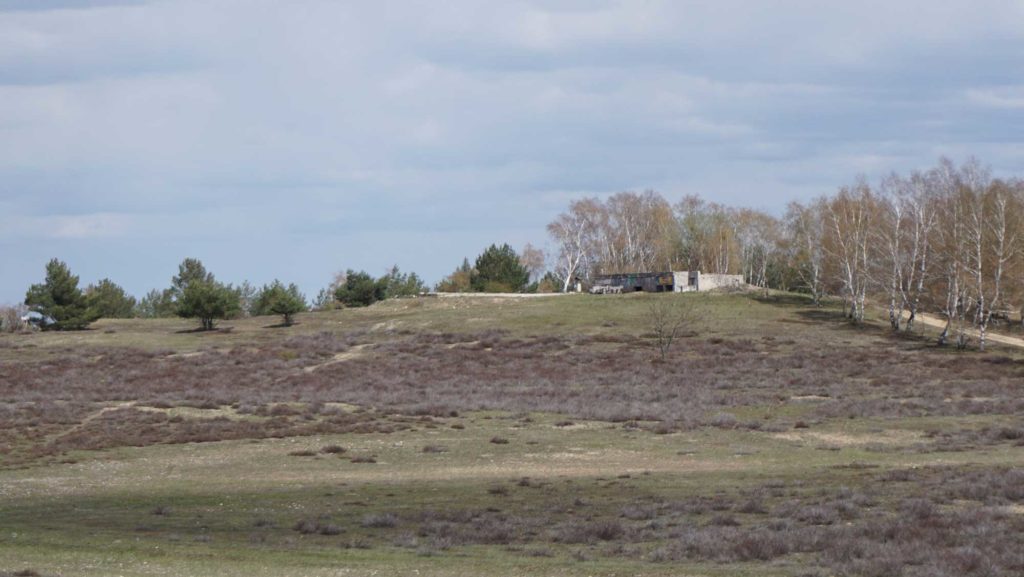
[424,292,572,299]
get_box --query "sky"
[2,0,1024,303]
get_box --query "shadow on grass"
[174,326,234,334]
[794,308,842,323]
[748,292,815,308]
[876,324,944,351]
[771,306,854,328]
[263,322,299,329]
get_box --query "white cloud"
[1,0,1024,302]
[967,87,1024,110]
[48,213,134,239]
[0,212,136,240]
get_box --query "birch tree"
[547,198,600,291]
[602,191,674,273]
[933,159,976,348]
[823,181,874,322]
[735,209,780,290]
[784,201,825,306]
[969,178,1020,350]
[875,175,909,330]
[673,196,739,275]
[895,170,938,332]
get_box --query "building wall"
[593,271,745,293]
[697,273,745,291]
[671,271,745,292]
[672,271,697,292]
[593,272,675,292]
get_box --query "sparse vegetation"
[1,293,1023,576]
[0,305,27,333]
[645,296,701,361]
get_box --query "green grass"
[0,291,829,359]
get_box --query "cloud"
[0,0,147,12]
[967,87,1024,110]
[1,212,135,240]
[47,212,134,239]
[0,3,203,85]
[1,1,1024,302]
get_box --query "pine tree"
[172,258,213,296]
[253,280,307,325]
[176,279,240,331]
[24,258,101,330]
[471,244,530,292]
[85,278,137,319]
[237,281,257,317]
[380,265,426,298]
[334,270,386,307]
[171,259,239,330]
[135,288,177,318]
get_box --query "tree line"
[546,157,1024,350]
[14,259,435,332]
[9,242,544,332]
[546,190,781,292]
[11,241,545,332]
[16,258,308,331]
[8,157,1023,350]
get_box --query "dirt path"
[302,343,372,373]
[42,401,136,445]
[906,312,1024,349]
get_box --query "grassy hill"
[1,292,1022,576]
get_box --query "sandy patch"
[549,422,603,431]
[772,429,920,446]
[0,443,744,501]
[303,344,371,373]
[446,340,480,349]
[165,351,205,359]
[135,405,242,419]
[195,447,745,487]
[370,321,399,332]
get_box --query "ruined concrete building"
[590,271,745,294]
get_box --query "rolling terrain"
[1,293,1023,577]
